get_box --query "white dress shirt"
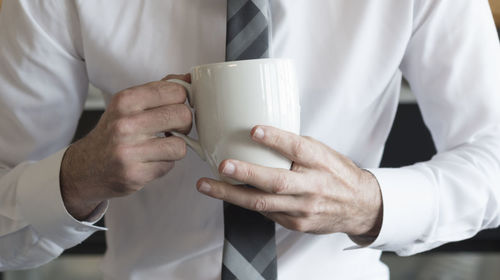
[1,0,500,279]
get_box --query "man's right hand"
[60,74,192,220]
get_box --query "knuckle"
[272,173,289,194]
[123,178,142,189]
[214,184,227,200]
[270,133,282,148]
[115,165,135,185]
[241,164,256,181]
[170,137,187,158]
[314,178,329,196]
[159,107,173,123]
[159,81,183,102]
[172,83,187,97]
[291,219,308,232]
[303,199,321,217]
[149,81,170,102]
[113,145,132,165]
[292,139,307,159]
[178,140,188,158]
[149,82,163,99]
[166,82,187,103]
[162,162,175,173]
[113,118,134,136]
[181,143,188,158]
[253,197,268,211]
[178,104,193,124]
[149,162,174,181]
[112,89,134,112]
[107,167,147,196]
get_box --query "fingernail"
[198,181,211,193]
[222,161,236,175]
[253,127,264,139]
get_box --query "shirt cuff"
[346,166,436,255]
[17,147,107,250]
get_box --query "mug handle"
[166,79,206,161]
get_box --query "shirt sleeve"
[0,0,106,270]
[364,0,500,255]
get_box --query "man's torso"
[74,1,414,279]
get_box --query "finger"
[197,178,300,213]
[162,73,191,83]
[136,136,187,162]
[130,103,192,135]
[250,126,318,166]
[218,159,307,195]
[263,212,311,232]
[114,76,189,114]
[140,161,176,182]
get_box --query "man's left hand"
[196,125,383,242]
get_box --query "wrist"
[348,169,383,245]
[349,208,382,246]
[60,143,103,221]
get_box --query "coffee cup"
[169,58,300,184]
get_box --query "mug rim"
[191,58,292,71]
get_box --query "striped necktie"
[226,0,271,60]
[222,1,277,280]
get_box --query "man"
[1,0,499,279]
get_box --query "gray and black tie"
[222,1,277,280]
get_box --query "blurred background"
[0,0,499,279]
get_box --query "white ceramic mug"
[169,58,300,184]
